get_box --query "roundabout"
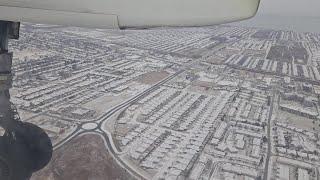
[81,123,98,131]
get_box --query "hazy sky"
[232,0,320,32]
[259,0,320,17]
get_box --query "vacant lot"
[278,111,320,132]
[136,71,170,85]
[32,134,136,180]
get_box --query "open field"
[31,134,136,180]
[136,71,170,85]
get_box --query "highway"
[263,88,276,180]
[97,69,184,123]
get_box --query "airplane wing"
[0,0,260,29]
